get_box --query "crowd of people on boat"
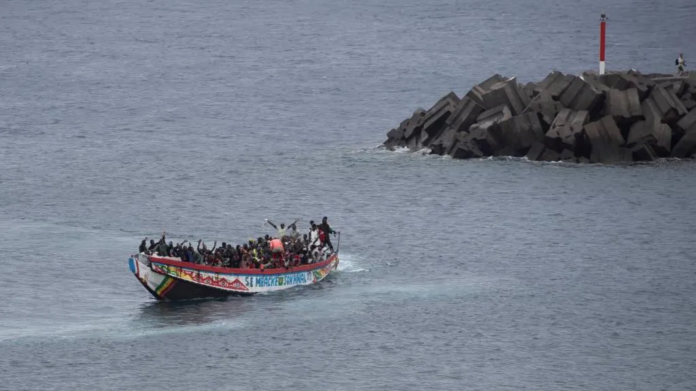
[138,217,338,270]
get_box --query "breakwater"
[383,70,696,163]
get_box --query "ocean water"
[1,0,696,390]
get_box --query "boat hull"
[129,253,339,301]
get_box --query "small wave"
[116,319,248,341]
[0,313,249,344]
[337,253,368,273]
[377,146,411,154]
[371,145,434,156]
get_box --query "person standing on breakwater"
[676,53,686,76]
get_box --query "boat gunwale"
[146,253,338,276]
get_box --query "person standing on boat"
[155,232,168,256]
[309,222,321,249]
[319,217,336,252]
[265,219,298,238]
[288,220,301,240]
[147,238,157,253]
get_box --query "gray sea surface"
[1,0,696,390]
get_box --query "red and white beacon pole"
[599,13,607,75]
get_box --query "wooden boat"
[128,252,339,300]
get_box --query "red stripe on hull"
[599,21,606,62]
[159,280,177,297]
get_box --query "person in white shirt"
[311,245,321,264]
[308,222,321,249]
[265,219,298,238]
[677,53,686,76]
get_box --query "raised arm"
[288,219,299,229]
[266,219,278,229]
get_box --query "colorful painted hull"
[128,253,339,300]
